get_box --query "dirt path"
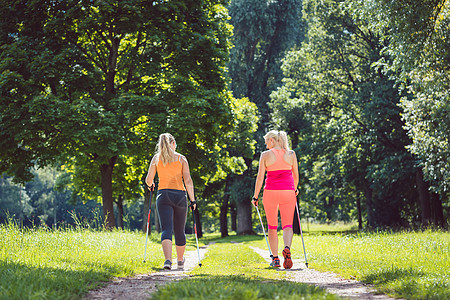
[84,244,209,300]
[249,246,398,300]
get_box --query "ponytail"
[278,131,290,151]
[264,130,290,151]
[156,133,176,166]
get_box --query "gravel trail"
[249,245,398,300]
[85,242,399,300]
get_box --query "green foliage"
[348,0,450,198]
[198,96,258,236]
[202,96,259,185]
[229,175,254,204]
[270,0,424,227]
[0,0,235,228]
[228,0,304,119]
[222,0,305,234]
[0,167,147,231]
[0,176,32,223]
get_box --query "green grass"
[244,228,449,300]
[301,221,359,233]
[2,220,448,300]
[153,242,339,299]
[0,221,165,299]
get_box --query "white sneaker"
[177,257,185,270]
[163,260,172,270]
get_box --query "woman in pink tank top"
[252,130,299,269]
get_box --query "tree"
[200,96,258,237]
[0,167,105,229]
[0,175,32,224]
[227,0,304,234]
[349,0,449,225]
[0,0,234,228]
[271,0,430,227]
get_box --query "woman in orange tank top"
[145,133,197,270]
[252,130,299,269]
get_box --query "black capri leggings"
[156,189,188,246]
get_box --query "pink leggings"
[262,190,296,230]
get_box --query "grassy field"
[1,220,448,299]
[0,221,166,299]
[242,228,449,300]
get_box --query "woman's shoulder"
[175,152,187,162]
[285,150,297,164]
[151,154,160,165]
[286,149,296,156]
[285,150,297,160]
[261,150,273,157]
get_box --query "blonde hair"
[156,133,176,166]
[264,130,290,151]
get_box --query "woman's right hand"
[147,182,155,191]
[251,197,258,207]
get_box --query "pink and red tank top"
[264,149,294,190]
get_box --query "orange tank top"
[157,155,185,191]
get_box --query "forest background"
[1,0,448,235]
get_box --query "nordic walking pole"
[143,185,154,263]
[295,200,308,268]
[190,202,202,267]
[254,199,273,258]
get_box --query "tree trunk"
[220,176,232,237]
[363,181,374,228]
[237,199,254,235]
[431,192,445,227]
[324,196,334,221]
[220,198,229,238]
[230,203,237,232]
[236,158,255,235]
[106,37,120,95]
[416,169,432,226]
[356,193,363,230]
[100,156,117,229]
[116,194,124,230]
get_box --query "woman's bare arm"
[252,152,267,206]
[181,155,196,210]
[289,150,299,194]
[145,155,158,190]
